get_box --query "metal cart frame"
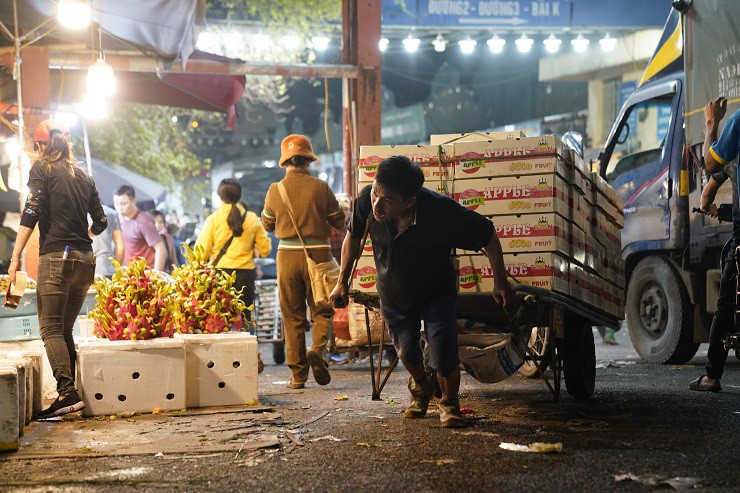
[351,285,621,402]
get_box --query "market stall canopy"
[90,158,166,211]
[0,0,246,128]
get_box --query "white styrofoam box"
[0,366,19,451]
[0,350,42,417]
[77,338,186,416]
[77,317,96,338]
[0,362,25,434]
[0,340,56,403]
[175,333,259,408]
[2,359,32,425]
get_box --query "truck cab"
[598,73,733,363]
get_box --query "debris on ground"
[614,474,703,491]
[420,459,462,465]
[499,442,563,453]
[308,435,344,442]
[460,407,475,415]
[357,442,379,448]
[334,395,349,401]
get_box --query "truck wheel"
[563,314,596,400]
[272,342,285,365]
[626,256,699,364]
[519,327,551,378]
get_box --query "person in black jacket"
[8,120,107,418]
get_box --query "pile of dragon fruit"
[88,246,249,341]
[168,245,249,335]
[89,258,174,341]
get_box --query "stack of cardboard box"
[352,132,625,319]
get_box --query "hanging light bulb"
[515,34,534,53]
[80,93,108,120]
[543,34,562,54]
[402,34,421,53]
[253,33,271,52]
[281,35,301,50]
[87,58,116,97]
[487,35,506,54]
[571,34,590,53]
[379,38,389,52]
[58,0,91,30]
[433,34,446,53]
[458,37,477,55]
[312,36,330,52]
[599,33,618,52]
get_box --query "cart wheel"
[563,314,595,400]
[519,327,551,378]
[272,342,285,365]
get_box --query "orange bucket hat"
[34,119,71,143]
[279,134,317,167]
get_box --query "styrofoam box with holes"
[77,339,186,416]
[175,333,259,408]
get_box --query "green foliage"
[87,104,211,197]
[208,0,341,29]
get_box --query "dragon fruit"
[168,245,250,335]
[89,258,174,340]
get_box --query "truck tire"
[563,313,596,400]
[519,327,551,378]
[626,256,699,364]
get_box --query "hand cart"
[351,284,622,402]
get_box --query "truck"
[594,0,740,363]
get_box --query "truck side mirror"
[561,131,584,159]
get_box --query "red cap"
[33,120,71,143]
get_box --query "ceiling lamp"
[403,34,421,53]
[433,34,446,53]
[253,33,271,51]
[571,34,590,53]
[458,37,477,54]
[87,58,116,97]
[312,36,330,52]
[282,35,301,50]
[57,0,91,30]
[487,35,505,54]
[599,33,618,52]
[80,94,108,120]
[543,34,562,54]
[379,38,389,52]
[515,34,534,53]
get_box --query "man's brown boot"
[438,398,466,428]
[404,376,434,418]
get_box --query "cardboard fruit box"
[430,130,527,145]
[352,256,378,295]
[358,178,453,198]
[457,213,570,257]
[455,253,569,295]
[358,144,454,182]
[453,174,569,217]
[453,140,573,181]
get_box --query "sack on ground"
[307,256,340,306]
[347,302,390,345]
[457,332,525,384]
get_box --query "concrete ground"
[1,328,739,492]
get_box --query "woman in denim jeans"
[8,120,107,419]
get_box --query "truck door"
[602,85,680,250]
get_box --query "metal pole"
[82,119,92,175]
[12,0,24,184]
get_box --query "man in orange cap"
[261,135,345,388]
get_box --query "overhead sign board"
[382,0,668,29]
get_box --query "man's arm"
[113,229,125,264]
[482,229,514,307]
[700,176,722,216]
[329,232,363,303]
[153,241,166,271]
[261,185,276,233]
[703,97,728,174]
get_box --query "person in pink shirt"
[113,185,165,270]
